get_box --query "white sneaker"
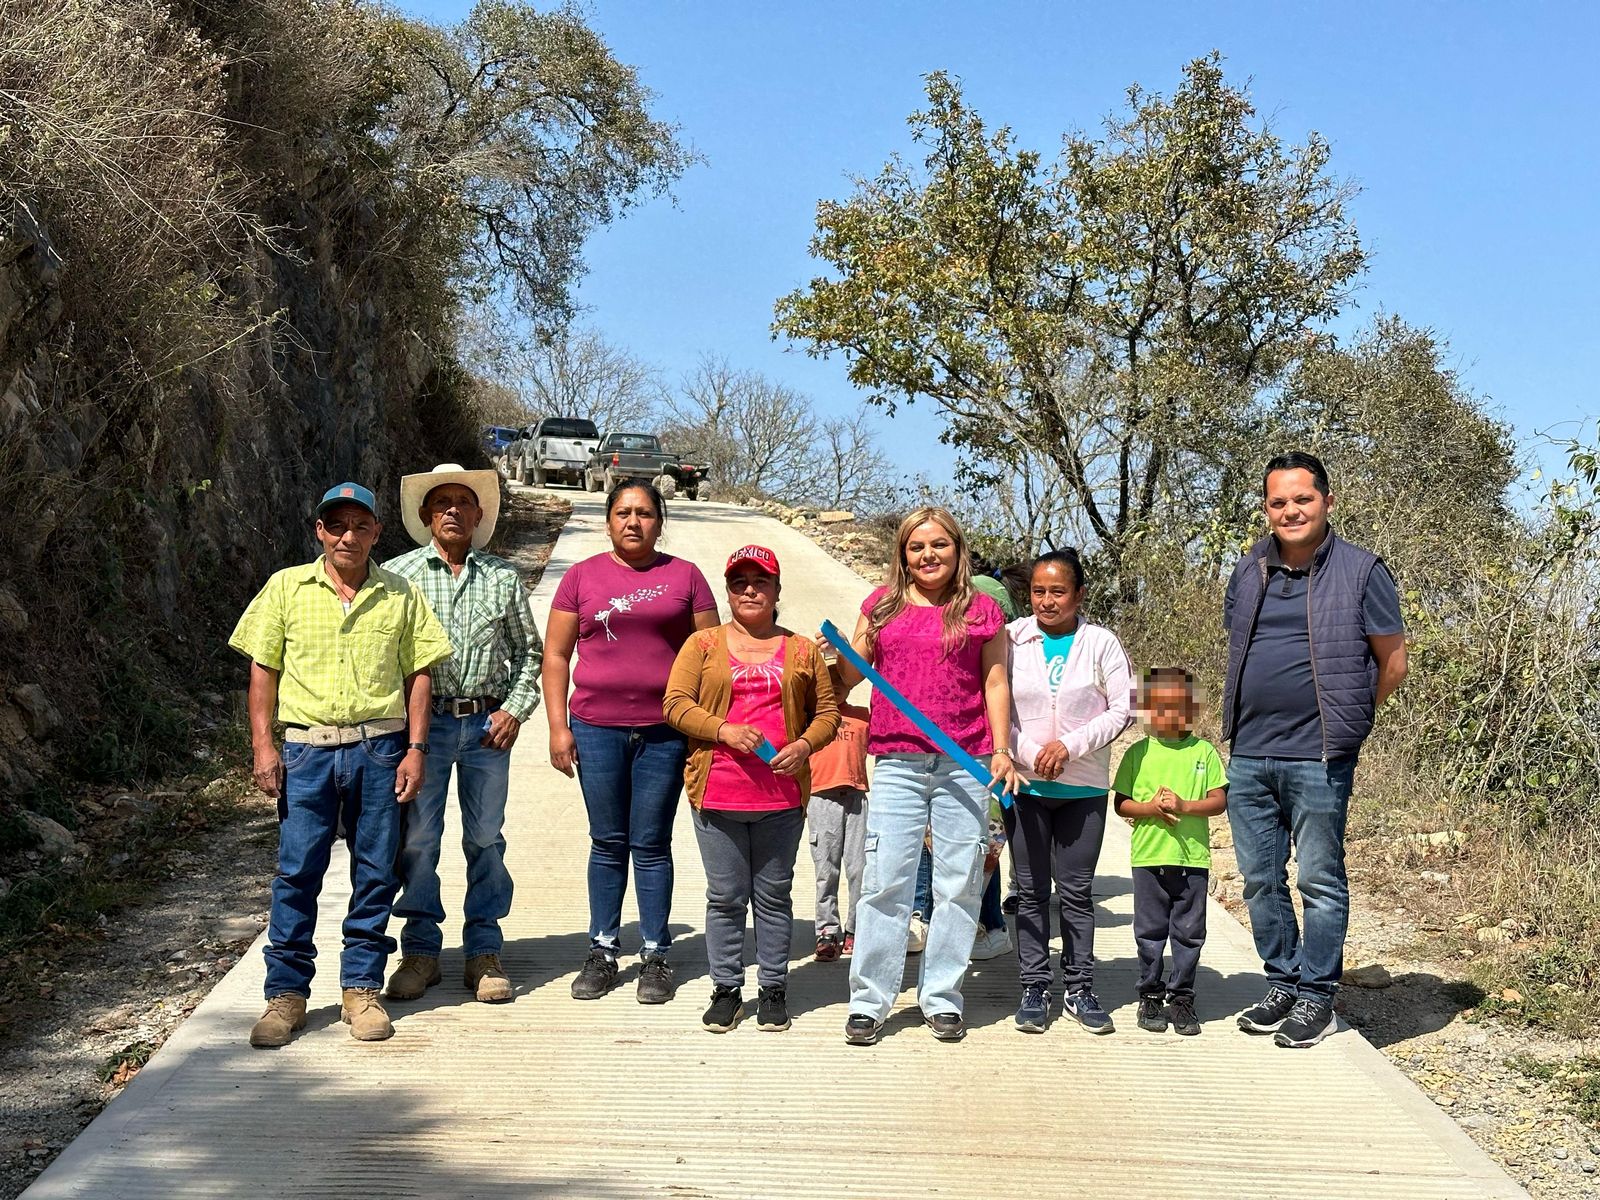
[971,927,1011,961]
[907,915,928,954]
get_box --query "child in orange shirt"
[809,661,870,960]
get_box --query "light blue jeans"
[848,754,989,1020]
[392,707,514,959]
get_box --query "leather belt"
[433,696,498,717]
[283,717,407,746]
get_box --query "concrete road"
[24,490,1524,1198]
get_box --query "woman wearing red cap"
[663,545,840,1033]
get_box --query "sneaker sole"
[703,1016,742,1033]
[1137,1020,1169,1033]
[1237,1014,1288,1034]
[757,1017,791,1032]
[1015,1018,1048,1034]
[926,1020,966,1042]
[1274,1018,1337,1049]
[570,982,616,1000]
[844,1025,881,1046]
[1174,1025,1201,1037]
[1069,1016,1116,1035]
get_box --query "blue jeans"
[849,754,989,1020]
[570,716,686,957]
[915,839,1005,931]
[1226,755,1357,1001]
[392,707,513,959]
[264,731,407,998]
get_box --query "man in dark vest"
[1222,452,1407,1048]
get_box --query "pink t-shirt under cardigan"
[860,586,1004,757]
[551,552,718,727]
[702,640,802,812]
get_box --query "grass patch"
[1506,1054,1600,1128]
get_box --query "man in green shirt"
[230,482,453,1048]
[382,464,544,1005]
[1113,666,1228,1038]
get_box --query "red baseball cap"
[725,544,780,577]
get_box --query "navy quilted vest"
[1221,530,1382,760]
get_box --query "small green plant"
[98,1040,156,1084]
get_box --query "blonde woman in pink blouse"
[829,506,1019,1047]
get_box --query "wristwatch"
[992,746,1015,759]
[408,742,430,755]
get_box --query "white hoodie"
[1005,615,1134,791]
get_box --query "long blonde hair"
[866,506,978,659]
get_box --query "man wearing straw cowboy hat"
[383,463,544,1005]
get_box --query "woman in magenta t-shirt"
[828,505,1020,1046]
[543,480,719,1004]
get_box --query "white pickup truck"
[511,416,601,488]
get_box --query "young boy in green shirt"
[1112,667,1228,1036]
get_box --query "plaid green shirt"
[383,543,544,722]
[228,557,453,727]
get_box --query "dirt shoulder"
[0,489,571,1200]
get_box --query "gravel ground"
[0,487,570,1200]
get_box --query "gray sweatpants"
[691,805,805,989]
[808,787,867,936]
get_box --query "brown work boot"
[385,954,442,1001]
[341,987,394,1041]
[464,953,513,1003]
[249,994,307,1048]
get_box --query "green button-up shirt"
[383,542,544,722]
[228,557,454,727]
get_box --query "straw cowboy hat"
[400,463,501,549]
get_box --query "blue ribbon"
[820,620,1010,806]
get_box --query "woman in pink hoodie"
[1005,549,1134,1035]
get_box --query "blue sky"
[401,1,1600,479]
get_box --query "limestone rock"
[19,811,77,856]
[818,510,855,524]
[11,684,62,739]
[1342,963,1394,989]
[0,586,27,635]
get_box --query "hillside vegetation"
[0,0,687,925]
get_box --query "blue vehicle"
[482,425,520,457]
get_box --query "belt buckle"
[309,726,339,748]
[451,698,475,718]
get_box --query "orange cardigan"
[662,625,841,809]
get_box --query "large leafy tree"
[774,55,1364,576]
[375,0,695,327]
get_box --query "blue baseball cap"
[315,482,378,519]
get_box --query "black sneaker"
[636,957,676,1005]
[756,985,790,1031]
[1015,984,1050,1033]
[844,1013,882,1046]
[1274,997,1337,1048]
[1236,984,1297,1034]
[570,948,618,1000]
[1001,891,1020,916]
[1136,994,1168,1033]
[1062,989,1115,1034]
[925,1011,966,1042]
[1168,994,1201,1036]
[702,985,742,1032]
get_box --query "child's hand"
[1151,787,1183,824]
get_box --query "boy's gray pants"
[808,787,867,936]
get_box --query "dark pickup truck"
[584,432,709,500]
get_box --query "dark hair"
[1031,547,1086,591]
[1263,452,1330,496]
[605,476,667,523]
[1138,665,1196,702]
